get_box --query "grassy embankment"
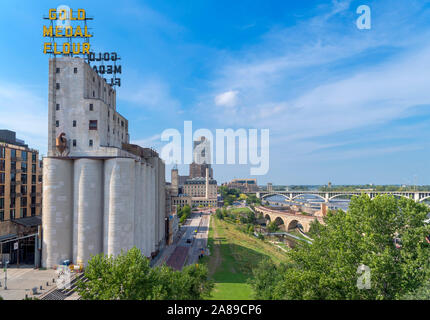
[202,212,287,300]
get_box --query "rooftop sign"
[42,6,93,55]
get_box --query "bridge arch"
[274,216,287,231]
[287,219,299,231]
[261,193,291,201]
[291,193,326,202]
[419,196,430,203]
[264,214,271,222]
[328,194,358,201]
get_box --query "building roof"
[0,233,17,242]
[12,216,42,227]
[184,177,217,185]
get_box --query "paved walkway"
[0,266,57,300]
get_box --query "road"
[165,209,212,270]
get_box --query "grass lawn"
[204,216,287,300]
[229,207,253,215]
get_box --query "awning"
[11,216,42,227]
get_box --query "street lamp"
[1,260,9,290]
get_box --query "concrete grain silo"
[42,158,74,268]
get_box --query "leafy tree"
[251,195,430,299]
[239,193,248,200]
[249,259,289,299]
[76,247,213,300]
[266,221,279,233]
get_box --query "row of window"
[0,172,38,184]
[0,185,37,197]
[1,197,37,209]
[56,103,94,111]
[56,67,78,74]
[0,161,36,173]
[56,120,98,130]
[0,147,37,161]
[71,139,94,147]
[0,207,37,221]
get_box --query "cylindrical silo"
[138,163,145,253]
[42,158,74,268]
[150,165,156,254]
[158,159,166,246]
[73,159,104,266]
[133,162,141,250]
[105,158,135,257]
[143,163,151,257]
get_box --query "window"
[89,103,93,111]
[0,198,3,209]
[121,121,124,127]
[22,174,27,184]
[74,67,78,74]
[56,120,59,127]
[89,120,98,130]
[21,197,27,207]
[20,208,27,218]
[0,147,4,158]
[32,164,36,172]
[89,140,93,147]
[92,90,95,97]
[32,175,36,184]
[21,162,27,173]
[32,153,36,162]
[56,68,60,73]
[93,76,95,82]
[31,185,36,194]
[56,103,60,110]
[0,210,3,222]
[21,151,27,161]
[73,139,76,147]
[0,160,4,171]
[0,186,3,196]
[56,83,60,89]
[108,110,110,117]
[73,120,76,127]
[0,173,4,183]
[11,149,16,159]
[31,207,35,217]
[21,185,27,194]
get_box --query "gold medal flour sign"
[42,7,93,55]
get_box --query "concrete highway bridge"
[254,206,324,233]
[254,191,430,203]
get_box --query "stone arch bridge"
[255,191,430,203]
[254,206,324,233]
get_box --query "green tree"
[249,259,289,299]
[266,221,279,233]
[251,195,430,300]
[76,247,213,300]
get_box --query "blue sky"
[1,0,430,185]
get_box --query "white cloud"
[214,90,239,107]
